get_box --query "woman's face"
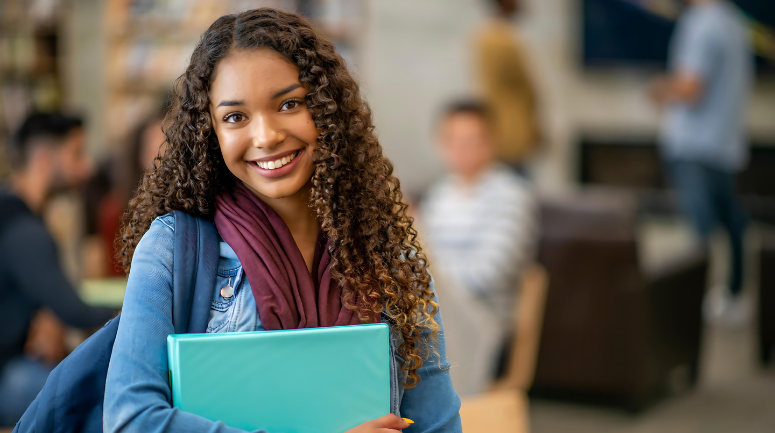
[209,48,319,200]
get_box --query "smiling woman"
[209,48,319,201]
[107,7,462,433]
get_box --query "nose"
[252,113,286,149]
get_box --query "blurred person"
[82,110,165,277]
[420,100,537,395]
[649,0,753,323]
[474,0,541,168]
[0,112,117,426]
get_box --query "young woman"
[104,8,462,433]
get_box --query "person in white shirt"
[420,100,537,395]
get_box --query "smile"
[247,148,305,179]
[253,150,300,170]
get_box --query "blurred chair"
[491,265,549,392]
[530,191,708,411]
[459,265,548,433]
[459,389,529,433]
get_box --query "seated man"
[420,100,537,395]
[0,112,117,427]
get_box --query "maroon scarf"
[214,182,368,330]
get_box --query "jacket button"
[220,285,234,299]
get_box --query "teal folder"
[167,323,390,433]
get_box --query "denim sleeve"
[400,279,463,433]
[104,215,266,433]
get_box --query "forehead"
[210,48,300,99]
[29,129,84,157]
[442,112,487,130]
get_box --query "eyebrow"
[214,84,303,108]
[271,83,302,98]
[216,99,245,108]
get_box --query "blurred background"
[1,0,775,432]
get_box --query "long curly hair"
[118,8,438,387]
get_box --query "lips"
[247,148,305,179]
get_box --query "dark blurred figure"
[0,112,116,426]
[649,0,753,323]
[474,0,541,168]
[82,109,165,277]
[421,101,537,394]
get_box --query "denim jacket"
[104,214,462,433]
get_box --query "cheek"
[63,150,79,174]
[296,111,319,144]
[449,143,469,163]
[293,118,320,166]
[214,128,245,163]
[306,140,320,158]
[214,132,249,181]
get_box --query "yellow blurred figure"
[474,0,541,166]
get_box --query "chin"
[244,177,310,200]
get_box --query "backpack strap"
[172,211,219,334]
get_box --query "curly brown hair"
[118,8,438,387]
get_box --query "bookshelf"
[0,0,366,177]
[0,0,67,179]
[100,0,364,148]
[101,0,292,146]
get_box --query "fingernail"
[402,418,415,424]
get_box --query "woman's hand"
[345,414,413,432]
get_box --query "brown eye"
[280,100,301,111]
[224,113,246,123]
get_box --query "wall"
[363,0,486,196]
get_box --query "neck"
[245,181,318,241]
[457,164,491,188]
[245,181,319,273]
[10,169,48,213]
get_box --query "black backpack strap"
[172,211,219,334]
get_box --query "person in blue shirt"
[649,0,754,323]
[104,8,462,433]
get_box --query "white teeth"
[255,151,298,170]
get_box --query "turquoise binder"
[167,323,390,433]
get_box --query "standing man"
[474,0,541,168]
[650,0,754,322]
[0,112,117,426]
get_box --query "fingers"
[371,414,411,430]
